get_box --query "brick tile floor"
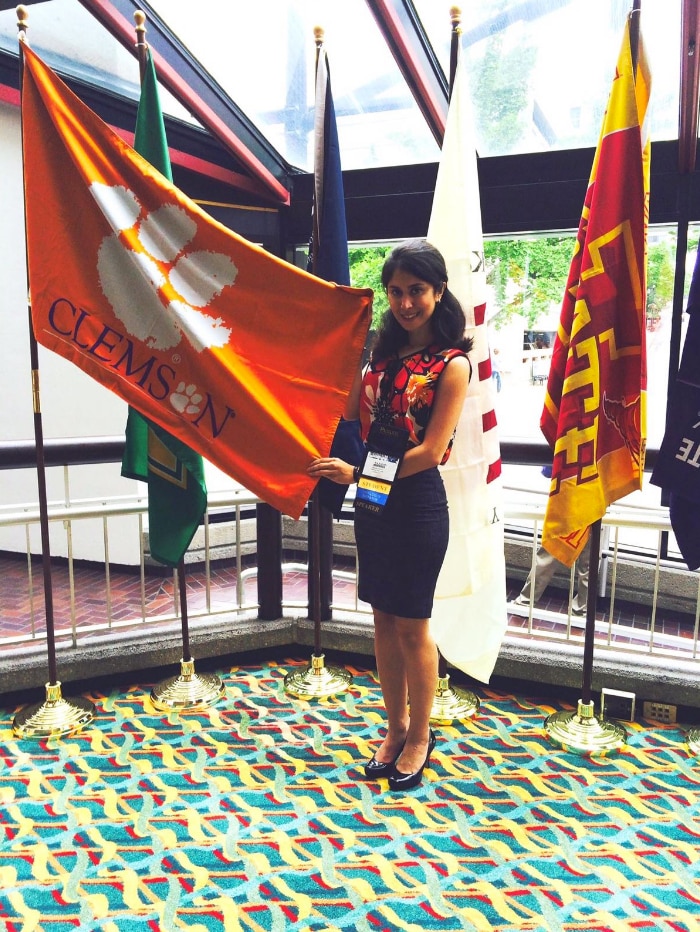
[0,552,696,658]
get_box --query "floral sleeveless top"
[359,344,468,465]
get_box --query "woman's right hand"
[307,457,355,485]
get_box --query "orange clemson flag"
[20,44,372,520]
[540,15,650,566]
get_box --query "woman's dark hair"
[371,238,473,360]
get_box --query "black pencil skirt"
[354,467,449,619]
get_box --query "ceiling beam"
[364,0,448,146]
[77,0,292,205]
[679,0,700,173]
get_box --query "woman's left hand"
[308,457,354,485]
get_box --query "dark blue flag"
[651,247,700,569]
[310,45,363,517]
[310,48,349,286]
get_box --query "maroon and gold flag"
[20,44,372,520]
[540,16,651,567]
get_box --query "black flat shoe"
[387,729,436,792]
[361,740,406,780]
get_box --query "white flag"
[428,35,508,683]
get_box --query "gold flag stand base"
[150,658,225,712]
[430,673,480,724]
[545,698,627,754]
[284,653,352,699]
[686,727,700,755]
[13,681,95,739]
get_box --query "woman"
[308,239,472,791]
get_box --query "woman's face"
[385,268,443,338]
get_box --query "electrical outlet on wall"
[600,688,636,722]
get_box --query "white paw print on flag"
[171,382,204,415]
[91,183,237,354]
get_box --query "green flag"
[121,50,207,567]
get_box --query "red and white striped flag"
[428,34,508,683]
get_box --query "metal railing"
[505,492,700,663]
[2,439,697,672]
[0,481,261,649]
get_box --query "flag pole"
[543,518,627,753]
[544,0,644,754]
[430,5,480,726]
[127,11,223,711]
[12,4,96,739]
[284,26,351,700]
[150,559,224,712]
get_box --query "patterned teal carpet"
[1,658,699,931]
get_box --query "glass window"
[487,226,677,451]
[1,0,682,167]
[414,0,680,157]
[0,0,198,124]
[145,0,441,171]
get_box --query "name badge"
[355,422,410,515]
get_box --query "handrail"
[0,437,125,469]
[0,487,261,528]
[0,436,660,471]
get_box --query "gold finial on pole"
[447,5,462,103]
[134,9,147,38]
[134,9,148,80]
[17,4,29,40]
[313,25,324,48]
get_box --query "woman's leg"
[372,608,410,762]
[372,608,438,771]
[392,616,438,774]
